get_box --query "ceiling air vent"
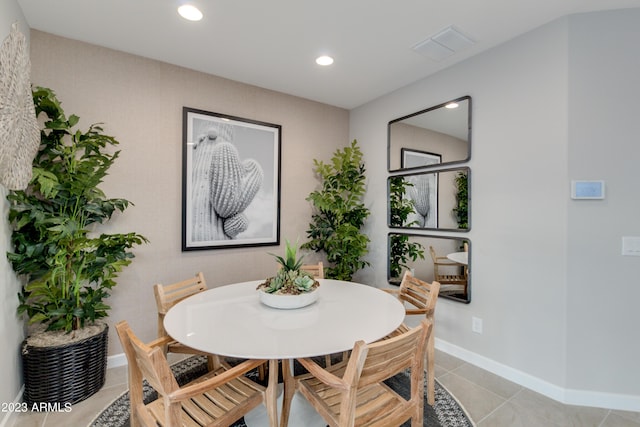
[412,25,476,61]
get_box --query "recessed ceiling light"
[315,55,334,66]
[445,102,459,109]
[178,5,203,21]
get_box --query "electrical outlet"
[472,317,483,334]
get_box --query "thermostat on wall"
[571,180,605,199]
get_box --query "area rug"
[88,355,474,427]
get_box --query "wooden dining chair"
[153,272,216,370]
[276,261,324,280]
[281,318,432,427]
[429,245,467,296]
[115,320,277,427]
[301,261,324,279]
[300,262,354,368]
[384,270,441,405]
[298,262,342,366]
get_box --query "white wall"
[353,10,640,411]
[0,0,30,420]
[566,9,640,401]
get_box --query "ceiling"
[17,0,640,109]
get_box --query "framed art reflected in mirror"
[388,167,469,231]
[388,233,470,303]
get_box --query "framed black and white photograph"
[401,148,441,169]
[400,149,441,229]
[405,172,439,229]
[182,107,281,250]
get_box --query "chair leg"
[258,362,268,381]
[265,359,279,427]
[280,359,295,427]
[207,355,216,372]
[426,333,435,406]
[412,400,424,426]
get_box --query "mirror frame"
[387,232,471,303]
[388,95,472,172]
[388,166,470,232]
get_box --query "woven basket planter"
[21,324,108,406]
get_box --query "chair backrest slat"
[398,271,440,319]
[301,261,324,279]
[154,272,207,339]
[154,272,207,315]
[357,319,431,388]
[116,321,179,397]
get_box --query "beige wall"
[388,122,467,169]
[29,30,349,356]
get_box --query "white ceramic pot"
[258,288,319,309]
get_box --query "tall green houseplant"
[388,176,425,280]
[7,87,147,333]
[453,171,469,229]
[302,140,370,280]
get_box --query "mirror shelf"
[388,96,471,172]
[388,233,471,303]
[388,167,470,232]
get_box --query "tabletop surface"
[163,279,405,359]
[446,251,468,265]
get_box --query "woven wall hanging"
[0,22,39,190]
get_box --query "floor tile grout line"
[505,388,569,426]
[597,410,612,427]
[447,364,522,402]
[441,369,511,425]
[507,389,615,427]
[475,395,511,425]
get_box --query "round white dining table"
[446,251,468,265]
[163,279,405,360]
[163,278,405,426]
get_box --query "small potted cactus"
[256,240,320,309]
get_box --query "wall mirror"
[388,96,471,172]
[388,167,469,231]
[388,233,470,303]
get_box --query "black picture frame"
[182,107,281,251]
[400,148,441,169]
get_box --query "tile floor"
[7,350,640,427]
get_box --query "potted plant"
[256,240,320,309]
[388,176,425,283]
[302,140,370,280]
[6,86,147,405]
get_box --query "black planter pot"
[21,324,108,406]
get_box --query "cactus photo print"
[182,107,281,250]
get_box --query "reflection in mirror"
[388,233,470,303]
[388,96,471,172]
[388,167,469,231]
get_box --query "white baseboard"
[434,338,640,412]
[107,353,127,369]
[563,388,640,412]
